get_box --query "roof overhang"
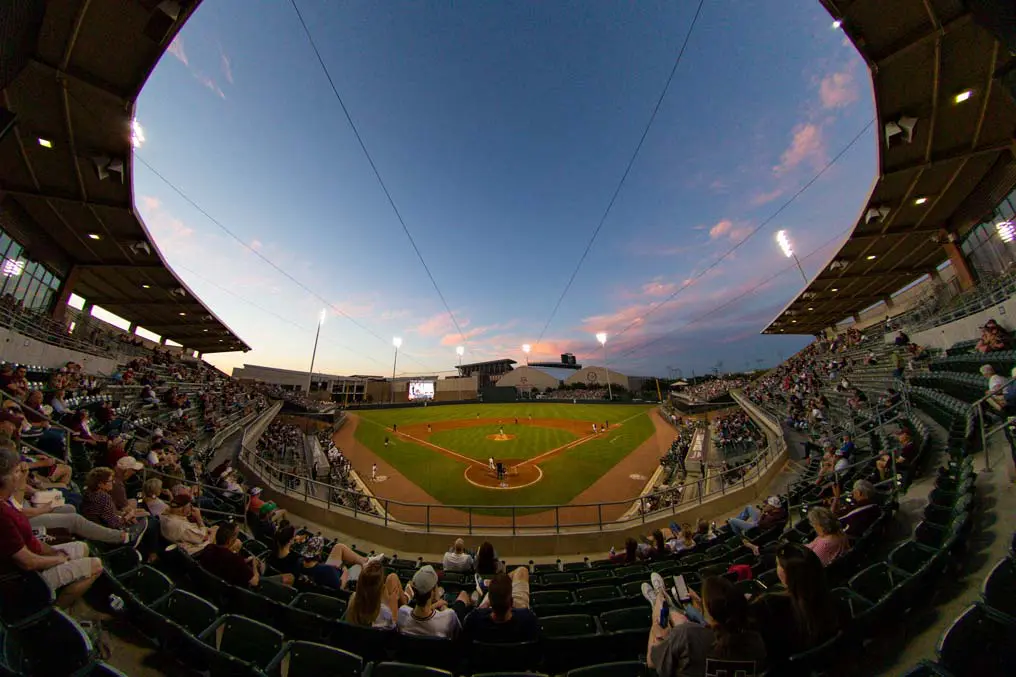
[0,0,249,354]
[764,0,1016,336]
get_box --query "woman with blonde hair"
[805,506,849,566]
[142,478,168,516]
[344,560,405,629]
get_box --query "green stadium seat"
[265,640,363,677]
[575,585,626,615]
[980,557,1016,620]
[323,621,394,663]
[539,571,579,590]
[565,661,647,677]
[365,661,453,676]
[226,584,289,628]
[937,603,1016,676]
[100,546,142,578]
[898,660,956,676]
[612,565,650,584]
[199,613,286,673]
[0,571,54,629]
[468,640,541,674]
[259,577,300,604]
[786,631,844,675]
[0,608,95,676]
[888,541,945,578]
[122,565,175,605]
[150,588,220,650]
[291,592,347,618]
[84,662,131,677]
[394,633,457,671]
[578,569,615,583]
[599,607,651,660]
[539,614,604,674]
[848,563,912,617]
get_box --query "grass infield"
[352,402,656,510]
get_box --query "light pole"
[776,230,809,284]
[522,343,531,366]
[456,345,464,401]
[596,332,612,401]
[305,309,326,395]
[391,337,402,404]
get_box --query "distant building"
[232,364,380,403]
[456,359,516,389]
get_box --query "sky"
[129,0,876,379]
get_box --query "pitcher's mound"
[485,434,516,441]
[464,460,542,489]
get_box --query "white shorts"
[40,542,100,592]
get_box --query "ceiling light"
[997,220,1015,244]
[792,320,797,323]
[831,19,843,29]
[37,138,52,148]
[866,255,877,260]
[203,329,209,332]
[808,307,814,311]
[831,288,839,292]
[954,90,973,104]
[87,233,101,240]
[178,312,186,316]
[914,197,928,205]
[141,284,151,289]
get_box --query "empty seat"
[367,661,453,676]
[937,603,1016,676]
[981,557,1016,620]
[291,591,347,619]
[0,608,94,676]
[266,640,363,677]
[539,614,604,674]
[325,621,395,663]
[577,569,615,583]
[149,587,220,653]
[565,662,647,677]
[599,607,651,660]
[539,571,579,589]
[199,614,286,672]
[889,541,944,578]
[226,584,289,627]
[122,565,175,605]
[394,633,457,671]
[468,640,541,674]
[0,571,54,628]
[613,565,649,584]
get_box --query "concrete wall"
[0,327,118,374]
[564,366,631,389]
[495,366,562,391]
[892,295,1016,351]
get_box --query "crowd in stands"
[713,410,765,456]
[679,377,747,402]
[543,387,609,400]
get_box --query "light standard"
[305,309,326,395]
[522,343,531,366]
[456,345,465,401]
[596,332,612,401]
[390,337,402,404]
[776,230,809,284]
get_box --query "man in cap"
[397,564,473,638]
[726,496,786,537]
[112,456,147,516]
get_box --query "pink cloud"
[709,178,728,193]
[819,69,858,109]
[750,188,784,206]
[709,220,734,239]
[773,123,825,176]
[250,239,263,251]
[168,37,189,67]
[220,50,234,85]
[139,196,161,211]
[413,312,466,337]
[641,279,678,297]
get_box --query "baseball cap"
[117,456,144,471]
[766,496,781,508]
[250,487,263,496]
[412,565,439,595]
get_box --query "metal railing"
[237,432,787,536]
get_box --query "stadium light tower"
[997,220,1015,244]
[596,332,613,402]
[776,230,809,284]
[522,343,531,365]
[305,309,326,395]
[391,337,402,404]
[456,345,465,401]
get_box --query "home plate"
[629,473,647,481]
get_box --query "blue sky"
[131,0,875,378]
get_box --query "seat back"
[292,592,347,618]
[981,556,1016,619]
[565,661,646,676]
[326,621,394,663]
[101,546,142,578]
[227,584,288,627]
[0,571,54,628]
[394,633,457,671]
[3,608,94,676]
[598,607,650,632]
[468,640,541,673]
[575,585,620,602]
[276,640,363,677]
[368,662,453,676]
[122,565,175,605]
[206,614,286,670]
[938,603,1016,675]
[577,569,615,583]
[154,588,220,636]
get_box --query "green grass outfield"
[352,403,656,510]
[427,425,577,461]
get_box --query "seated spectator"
[198,521,293,588]
[830,480,882,537]
[49,389,70,419]
[22,451,72,487]
[748,543,838,666]
[645,574,766,676]
[667,523,697,553]
[69,409,106,448]
[142,478,169,516]
[0,446,103,609]
[894,331,910,347]
[727,497,786,537]
[694,518,717,544]
[160,493,215,554]
[475,541,506,577]
[398,565,474,638]
[982,364,1007,408]
[111,456,147,515]
[609,536,641,564]
[976,319,1009,353]
[81,467,141,531]
[462,572,539,644]
[443,538,474,572]
[21,391,67,455]
[269,524,371,590]
[805,507,849,566]
[3,366,29,399]
[345,560,406,629]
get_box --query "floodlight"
[914,197,928,206]
[776,230,794,258]
[954,90,973,104]
[866,255,877,260]
[393,337,402,348]
[1,258,25,277]
[87,233,101,240]
[37,138,52,148]
[141,284,151,289]
[596,332,607,345]
[997,220,1015,244]
[318,309,326,326]
[130,119,145,148]
[456,345,464,357]
[522,343,531,354]
[831,19,843,29]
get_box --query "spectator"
[398,564,474,638]
[462,572,539,644]
[805,507,849,566]
[645,575,766,676]
[443,538,474,572]
[160,493,215,554]
[0,446,103,609]
[475,541,505,577]
[976,319,1009,353]
[982,364,1007,407]
[727,497,785,537]
[748,543,838,666]
[80,467,141,531]
[667,523,697,553]
[69,409,106,448]
[894,331,910,346]
[142,478,169,517]
[609,537,641,564]
[269,524,371,590]
[111,456,146,515]
[198,521,293,588]
[830,479,882,537]
[49,389,70,418]
[3,366,29,399]
[345,559,406,629]
[891,351,905,379]
[21,391,67,455]
[639,529,669,559]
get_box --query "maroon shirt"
[0,501,42,574]
[198,544,254,587]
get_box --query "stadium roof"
[0,0,249,354]
[458,359,518,369]
[764,0,1016,336]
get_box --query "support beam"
[942,238,977,290]
[49,264,80,323]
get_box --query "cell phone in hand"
[658,599,670,628]
[672,574,691,603]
